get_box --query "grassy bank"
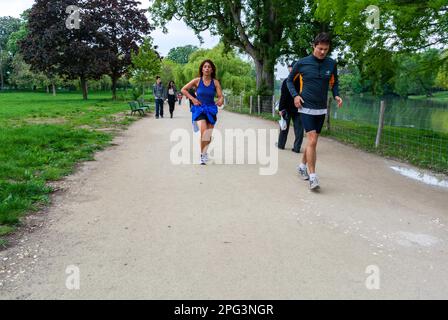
[0,91,152,246]
[408,91,448,102]
[226,106,448,175]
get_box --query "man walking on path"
[277,63,304,153]
[153,76,165,119]
[287,33,343,190]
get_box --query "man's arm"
[286,61,305,108]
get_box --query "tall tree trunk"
[46,85,50,94]
[111,75,118,100]
[254,58,275,95]
[52,83,56,96]
[80,76,88,100]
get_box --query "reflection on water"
[332,95,448,133]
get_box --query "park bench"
[137,98,151,112]
[128,101,145,116]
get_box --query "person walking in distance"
[153,76,165,119]
[287,32,343,190]
[181,59,224,165]
[177,92,183,105]
[277,63,304,153]
[166,80,177,118]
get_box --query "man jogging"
[286,32,343,190]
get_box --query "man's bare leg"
[305,131,318,174]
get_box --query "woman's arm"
[214,79,224,107]
[181,78,201,105]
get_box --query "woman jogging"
[166,81,177,118]
[181,59,224,165]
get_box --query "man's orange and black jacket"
[286,54,340,112]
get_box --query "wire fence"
[225,94,448,174]
[224,94,278,117]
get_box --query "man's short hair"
[156,76,161,80]
[313,32,331,46]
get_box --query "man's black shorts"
[300,113,326,134]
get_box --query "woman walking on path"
[166,81,177,118]
[181,59,224,165]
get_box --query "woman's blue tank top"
[196,77,216,106]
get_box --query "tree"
[150,0,321,95]
[393,50,442,97]
[160,59,177,87]
[8,53,49,90]
[130,38,162,96]
[20,0,111,100]
[435,64,448,91]
[339,65,363,95]
[181,43,256,95]
[167,45,198,64]
[91,0,152,100]
[0,16,22,89]
[314,0,448,95]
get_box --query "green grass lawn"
[226,107,448,175]
[0,91,153,246]
[320,119,448,174]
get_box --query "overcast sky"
[0,0,289,79]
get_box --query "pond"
[332,95,448,133]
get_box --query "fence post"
[240,94,243,111]
[250,96,253,114]
[232,95,235,109]
[257,95,261,115]
[272,95,275,118]
[326,96,332,131]
[375,100,386,148]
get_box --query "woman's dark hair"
[199,59,217,79]
[313,32,331,46]
[167,80,175,88]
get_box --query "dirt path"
[1,102,447,299]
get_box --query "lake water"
[332,95,448,133]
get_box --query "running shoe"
[309,176,320,190]
[297,165,309,180]
[200,154,207,165]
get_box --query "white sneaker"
[200,153,207,165]
[297,165,309,180]
[203,153,209,163]
[309,175,320,190]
